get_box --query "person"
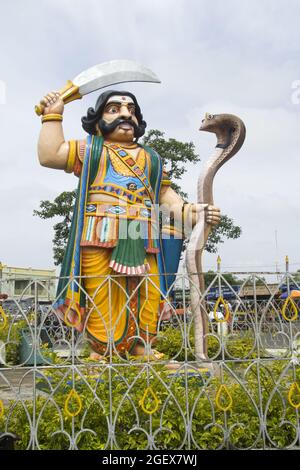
[208,303,229,336]
[37,90,221,358]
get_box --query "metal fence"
[0,268,299,450]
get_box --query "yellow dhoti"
[81,247,161,355]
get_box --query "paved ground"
[0,368,42,406]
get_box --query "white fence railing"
[0,270,299,450]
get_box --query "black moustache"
[98,118,139,136]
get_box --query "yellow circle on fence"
[215,384,233,412]
[0,399,4,419]
[139,386,160,415]
[0,306,8,331]
[64,302,82,328]
[64,389,83,417]
[214,297,230,323]
[281,296,298,322]
[288,382,300,409]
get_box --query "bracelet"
[182,202,194,232]
[65,140,76,174]
[181,202,187,213]
[181,202,192,214]
[181,202,189,226]
[41,113,63,123]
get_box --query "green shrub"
[155,325,257,361]
[0,318,27,365]
[1,357,299,450]
[1,323,299,450]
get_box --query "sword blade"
[73,59,161,96]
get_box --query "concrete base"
[53,347,86,358]
[0,341,6,366]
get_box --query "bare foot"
[131,344,165,360]
[164,360,181,370]
[131,344,146,357]
[89,352,106,362]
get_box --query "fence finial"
[285,255,289,272]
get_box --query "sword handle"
[35,80,81,116]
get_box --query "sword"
[35,59,161,116]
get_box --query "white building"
[0,263,56,301]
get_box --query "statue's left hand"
[191,203,221,227]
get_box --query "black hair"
[81,90,147,139]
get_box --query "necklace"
[105,141,139,149]
[108,147,146,176]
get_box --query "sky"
[1,0,300,274]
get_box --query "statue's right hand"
[39,91,64,115]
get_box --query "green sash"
[106,143,160,271]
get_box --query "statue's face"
[101,95,139,142]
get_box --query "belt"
[89,184,149,204]
[85,201,157,222]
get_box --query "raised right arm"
[37,92,69,170]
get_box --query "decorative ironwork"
[0,266,300,450]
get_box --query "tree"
[204,214,241,254]
[204,270,243,286]
[292,270,300,283]
[142,129,199,198]
[33,190,77,266]
[34,129,242,265]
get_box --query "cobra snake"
[185,113,246,362]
